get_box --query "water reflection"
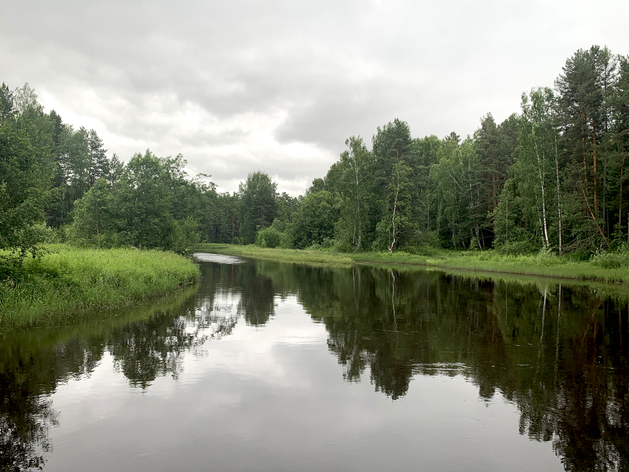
[250,260,629,471]
[0,371,56,471]
[0,257,628,471]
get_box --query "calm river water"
[1,253,628,472]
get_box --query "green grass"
[0,284,199,361]
[352,251,430,265]
[194,243,354,266]
[422,251,629,284]
[0,244,199,329]
[195,244,629,286]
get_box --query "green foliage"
[0,84,58,283]
[0,245,199,328]
[373,160,414,250]
[196,243,354,265]
[168,216,201,255]
[4,45,629,263]
[239,171,278,244]
[28,223,64,244]
[68,151,205,254]
[330,136,375,252]
[291,190,339,249]
[0,105,54,253]
[371,119,418,250]
[431,136,478,249]
[589,248,629,268]
[67,178,116,247]
[255,226,283,248]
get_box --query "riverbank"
[195,244,355,265]
[0,245,199,329]
[195,243,629,285]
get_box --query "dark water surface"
[2,254,629,472]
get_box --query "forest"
[2,45,629,274]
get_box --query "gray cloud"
[2,0,628,194]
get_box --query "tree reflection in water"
[0,371,56,472]
[253,261,629,472]
[1,259,628,471]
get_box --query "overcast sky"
[2,0,627,195]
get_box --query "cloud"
[2,0,628,194]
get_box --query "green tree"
[610,56,629,241]
[331,136,374,251]
[239,171,278,244]
[556,46,617,247]
[52,125,92,225]
[411,135,441,240]
[0,84,54,262]
[112,150,180,249]
[374,160,413,251]
[276,191,300,224]
[474,114,516,247]
[68,178,115,247]
[291,190,339,248]
[372,119,418,250]
[0,83,15,121]
[431,134,479,249]
[87,129,109,186]
[495,89,563,253]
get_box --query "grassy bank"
[0,244,199,329]
[194,243,354,265]
[195,244,629,286]
[420,251,629,284]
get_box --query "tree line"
[1,45,629,264]
[296,45,629,255]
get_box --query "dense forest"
[2,45,629,269]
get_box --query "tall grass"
[0,244,199,329]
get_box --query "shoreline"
[195,243,629,287]
[0,244,199,330]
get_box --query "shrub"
[590,249,629,269]
[255,227,283,248]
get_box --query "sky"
[2,0,628,195]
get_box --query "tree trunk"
[94,201,100,248]
[390,176,399,252]
[534,128,549,249]
[555,135,563,255]
[619,163,624,238]
[593,126,599,219]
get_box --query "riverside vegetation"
[196,243,629,286]
[2,45,629,326]
[0,245,198,329]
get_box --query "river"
[1,253,627,471]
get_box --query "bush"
[168,217,201,255]
[29,223,64,244]
[320,237,335,249]
[404,245,441,257]
[494,239,540,256]
[590,249,629,269]
[255,227,283,248]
